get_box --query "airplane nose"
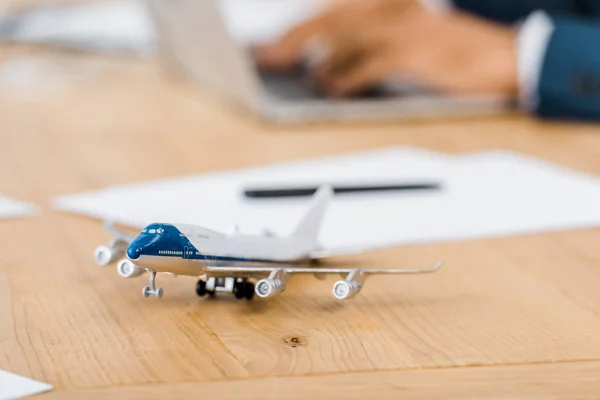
[127,244,142,260]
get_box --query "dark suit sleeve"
[452,0,578,23]
[536,17,600,120]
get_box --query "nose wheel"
[142,270,163,299]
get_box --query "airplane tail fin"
[289,185,334,240]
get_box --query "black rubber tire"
[233,280,246,299]
[196,280,207,297]
[244,281,255,300]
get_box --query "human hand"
[254,0,518,97]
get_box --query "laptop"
[146,0,513,123]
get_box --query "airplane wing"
[205,261,443,300]
[308,243,398,259]
[103,220,136,243]
[204,262,442,275]
[93,220,136,266]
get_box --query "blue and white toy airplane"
[93,186,442,301]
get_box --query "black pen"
[243,183,442,198]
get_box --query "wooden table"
[3,39,600,399]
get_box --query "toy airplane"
[93,186,442,300]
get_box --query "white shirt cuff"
[516,10,555,110]
[418,0,453,14]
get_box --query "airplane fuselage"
[126,223,317,276]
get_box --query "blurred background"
[3,0,583,124]
[3,0,599,124]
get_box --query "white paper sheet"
[0,370,52,400]
[0,196,37,220]
[53,147,446,241]
[52,147,600,249]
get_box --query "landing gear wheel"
[233,279,246,300]
[141,270,163,298]
[244,281,255,300]
[196,280,207,297]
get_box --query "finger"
[253,13,332,70]
[312,42,363,82]
[312,17,412,82]
[323,54,395,96]
[306,34,365,95]
[311,28,378,82]
[253,0,384,71]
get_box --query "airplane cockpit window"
[140,226,164,235]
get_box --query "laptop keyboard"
[258,65,395,102]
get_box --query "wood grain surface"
[2,23,600,398]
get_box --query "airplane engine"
[94,239,128,266]
[117,259,144,278]
[255,278,286,299]
[332,280,362,300]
